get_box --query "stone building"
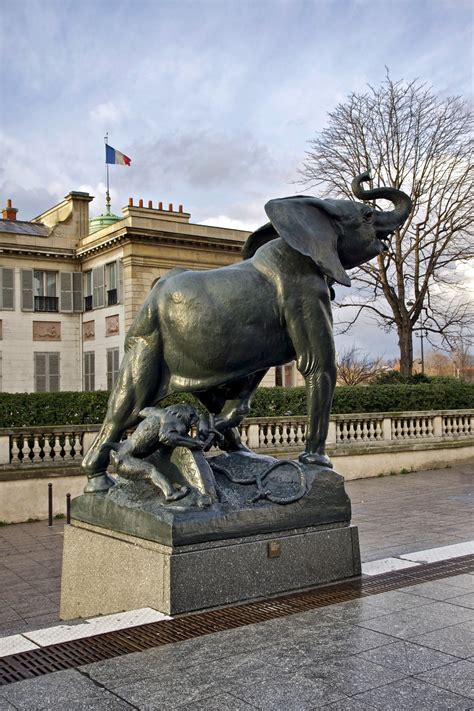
[0,194,300,393]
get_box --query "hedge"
[250,381,474,417]
[0,381,472,427]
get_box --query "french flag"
[106,144,131,166]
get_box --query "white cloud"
[89,102,123,124]
[198,215,254,231]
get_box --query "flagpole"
[104,131,111,215]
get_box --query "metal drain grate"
[1,554,472,686]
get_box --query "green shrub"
[0,380,472,427]
[0,391,202,428]
[0,391,111,427]
[249,381,474,416]
[374,370,431,384]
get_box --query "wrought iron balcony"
[34,296,59,312]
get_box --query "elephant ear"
[264,197,351,287]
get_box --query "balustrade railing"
[0,410,472,467]
[5,427,89,467]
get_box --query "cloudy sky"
[1,0,472,357]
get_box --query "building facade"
[0,193,301,393]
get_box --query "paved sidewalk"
[0,463,472,638]
[0,462,473,708]
[347,462,473,562]
[0,572,473,709]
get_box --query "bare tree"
[423,350,453,377]
[449,337,473,382]
[299,73,474,375]
[336,346,386,386]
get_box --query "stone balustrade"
[0,409,472,468]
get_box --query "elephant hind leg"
[82,333,169,491]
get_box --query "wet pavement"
[0,462,472,708]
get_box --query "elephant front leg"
[299,367,335,468]
[285,283,335,468]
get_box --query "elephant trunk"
[352,171,412,234]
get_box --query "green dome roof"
[89,211,122,234]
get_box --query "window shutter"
[107,349,113,390]
[116,260,123,303]
[35,353,47,392]
[84,351,95,391]
[90,352,95,390]
[114,348,120,374]
[59,272,73,312]
[92,266,105,308]
[21,269,34,311]
[0,268,14,310]
[48,353,60,392]
[72,272,83,312]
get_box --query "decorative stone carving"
[83,321,95,340]
[105,315,119,337]
[33,321,61,341]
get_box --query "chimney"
[2,199,17,221]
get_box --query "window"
[34,270,56,297]
[284,363,294,387]
[33,271,58,312]
[83,351,95,391]
[84,271,93,311]
[106,348,120,389]
[106,262,118,305]
[34,352,60,392]
[275,363,295,387]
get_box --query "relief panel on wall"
[105,314,119,337]
[33,321,61,341]
[83,320,95,340]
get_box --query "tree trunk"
[398,325,414,376]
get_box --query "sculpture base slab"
[60,520,361,619]
[71,457,352,546]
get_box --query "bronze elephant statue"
[83,172,411,492]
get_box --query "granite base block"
[60,520,361,618]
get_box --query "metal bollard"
[66,493,71,524]
[48,483,53,527]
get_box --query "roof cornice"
[76,227,244,258]
[0,244,76,259]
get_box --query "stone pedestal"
[60,519,361,619]
[61,455,361,619]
